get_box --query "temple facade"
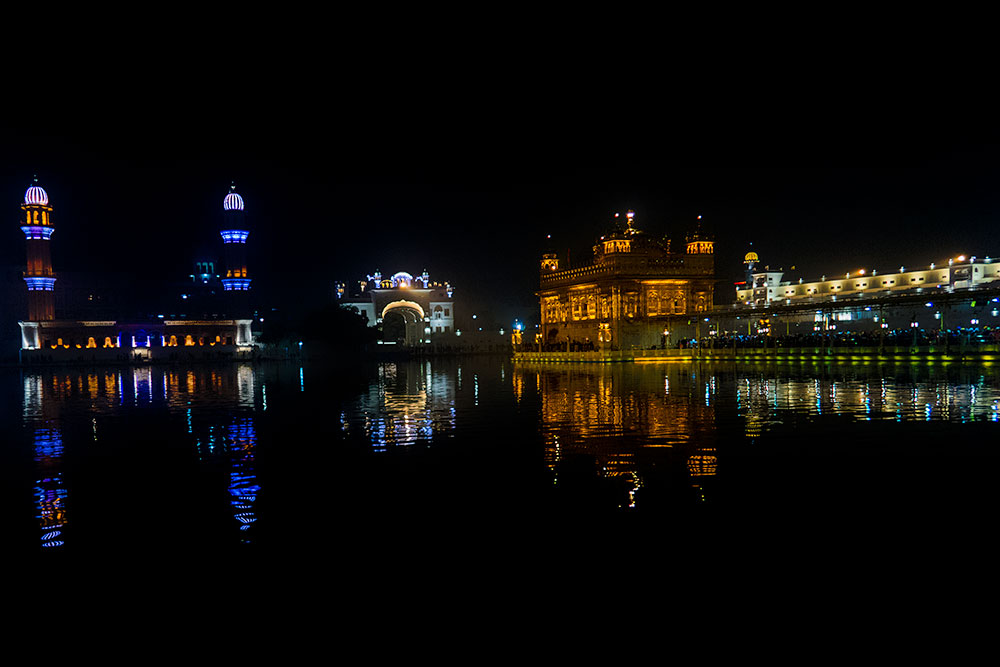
[537,212,714,350]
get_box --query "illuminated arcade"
[722,248,1000,338]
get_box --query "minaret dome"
[224,192,244,211]
[25,184,49,206]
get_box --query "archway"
[382,310,408,344]
[381,300,425,346]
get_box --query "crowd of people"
[691,327,1000,350]
[539,339,597,352]
[524,327,1000,353]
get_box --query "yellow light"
[958,255,966,262]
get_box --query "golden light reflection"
[339,361,457,450]
[527,363,719,508]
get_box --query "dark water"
[4,358,1000,558]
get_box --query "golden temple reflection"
[526,363,719,508]
[512,371,525,404]
[521,362,1000,511]
[687,448,718,477]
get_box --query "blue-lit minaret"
[20,178,56,321]
[220,184,251,314]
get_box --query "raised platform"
[513,350,689,363]
[514,345,1000,364]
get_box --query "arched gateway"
[337,270,455,347]
[381,300,425,345]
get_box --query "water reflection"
[525,363,719,509]
[23,374,70,548]
[340,361,457,450]
[13,358,1000,549]
[227,418,259,541]
[18,364,264,550]
[33,427,67,548]
[519,361,1000,511]
[732,365,1000,442]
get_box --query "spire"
[686,215,714,254]
[624,210,637,235]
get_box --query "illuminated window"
[87,337,96,348]
[185,335,195,346]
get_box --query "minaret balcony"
[24,277,56,291]
[222,278,252,291]
[221,230,250,243]
[21,226,55,240]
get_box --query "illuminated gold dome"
[744,251,759,263]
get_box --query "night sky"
[4,128,1000,329]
